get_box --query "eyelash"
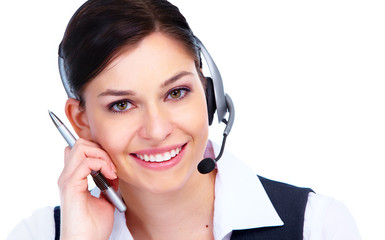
[107,99,134,113]
[165,87,191,101]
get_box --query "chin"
[144,164,199,195]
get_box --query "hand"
[58,138,118,240]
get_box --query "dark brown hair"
[60,0,203,105]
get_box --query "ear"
[65,98,92,140]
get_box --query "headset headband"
[194,38,228,124]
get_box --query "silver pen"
[48,110,127,212]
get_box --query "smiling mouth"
[133,144,185,163]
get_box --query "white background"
[1,0,384,239]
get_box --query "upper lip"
[131,143,186,156]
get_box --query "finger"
[59,157,117,196]
[71,139,111,160]
[64,146,71,164]
[64,140,114,173]
[73,157,118,182]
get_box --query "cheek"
[88,112,137,161]
[175,93,209,145]
[96,125,132,154]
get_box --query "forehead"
[109,33,193,69]
[86,32,198,92]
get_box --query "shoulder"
[304,193,361,239]
[258,175,313,215]
[7,206,56,240]
[258,175,313,195]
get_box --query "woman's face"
[81,32,209,194]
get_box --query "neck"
[120,169,216,240]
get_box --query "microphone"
[198,134,228,174]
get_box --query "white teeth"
[136,146,183,163]
[171,149,176,157]
[164,152,171,161]
[155,154,163,162]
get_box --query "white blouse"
[8,145,361,239]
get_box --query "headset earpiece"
[205,77,216,125]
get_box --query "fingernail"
[110,162,117,173]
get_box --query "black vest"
[54,176,313,240]
[230,176,313,240]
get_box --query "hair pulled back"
[60,0,202,104]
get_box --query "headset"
[58,37,234,175]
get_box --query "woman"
[8,0,361,239]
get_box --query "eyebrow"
[160,71,194,88]
[98,71,193,98]
[98,89,136,98]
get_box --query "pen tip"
[48,110,54,118]
[48,110,62,128]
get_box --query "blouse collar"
[212,142,283,240]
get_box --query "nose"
[138,103,173,142]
